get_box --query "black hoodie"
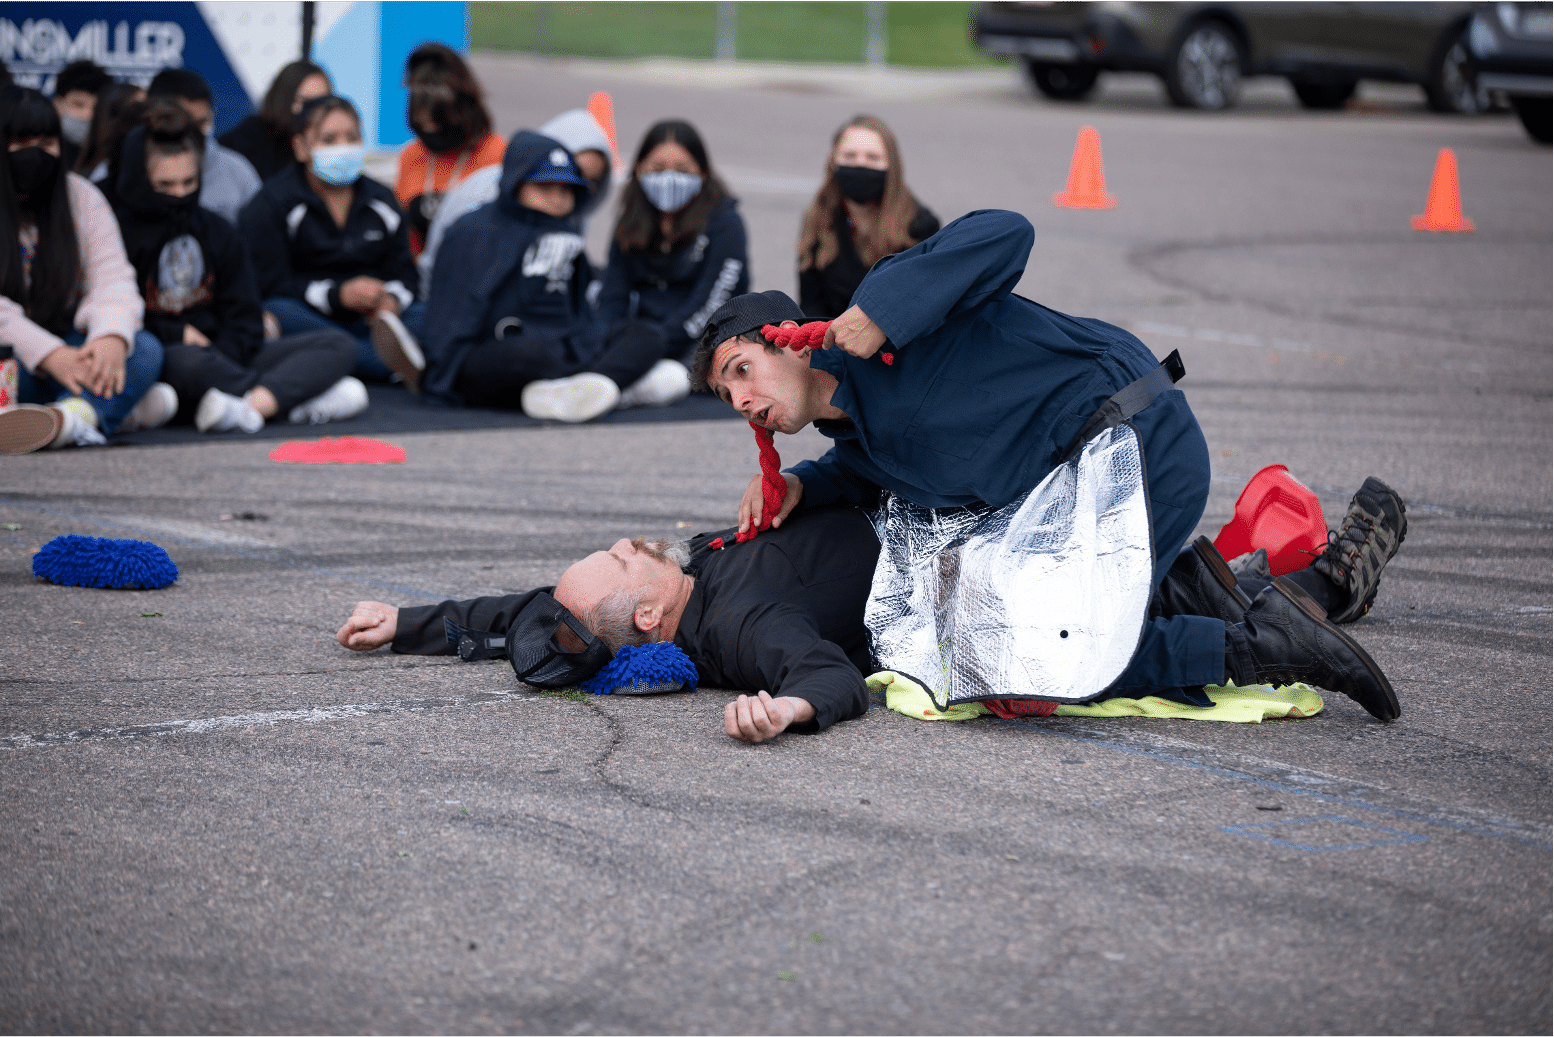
[419,130,601,404]
[112,126,264,364]
[237,160,418,321]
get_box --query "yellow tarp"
[870,671,1324,724]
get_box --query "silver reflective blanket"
[864,423,1154,709]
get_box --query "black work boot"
[1152,536,1255,624]
[1311,477,1408,624]
[1225,577,1400,721]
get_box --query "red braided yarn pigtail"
[709,421,788,550]
[761,321,830,351]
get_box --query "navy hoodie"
[112,127,264,365]
[237,161,418,320]
[596,196,749,359]
[419,131,601,405]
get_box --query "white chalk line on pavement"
[1132,319,1489,373]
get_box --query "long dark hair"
[405,43,491,149]
[798,114,920,270]
[0,87,81,335]
[261,60,330,142]
[614,119,731,254]
[73,81,144,174]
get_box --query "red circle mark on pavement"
[269,437,408,464]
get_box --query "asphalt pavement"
[1,57,1549,1034]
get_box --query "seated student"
[113,105,364,434]
[381,130,668,422]
[239,95,424,383]
[51,60,112,173]
[72,81,144,182]
[393,43,505,256]
[0,88,167,454]
[798,115,938,321]
[218,60,331,182]
[145,68,261,225]
[419,102,614,286]
[334,477,1408,743]
[596,120,748,377]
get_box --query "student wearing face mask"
[218,60,332,182]
[72,82,145,183]
[238,95,424,383]
[797,115,938,321]
[596,119,747,399]
[145,68,261,226]
[393,43,505,257]
[398,131,665,421]
[51,61,112,174]
[0,88,168,454]
[113,104,362,434]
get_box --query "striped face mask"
[638,170,703,213]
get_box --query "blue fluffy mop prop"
[580,641,698,696]
[32,534,178,589]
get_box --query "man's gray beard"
[631,536,691,569]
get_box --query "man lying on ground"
[693,209,1407,724]
[336,478,1405,743]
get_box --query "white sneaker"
[520,372,620,423]
[49,400,106,448]
[617,359,691,410]
[370,310,424,392]
[195,387,264,434]
[116,382,178,433]
[0,404,63,454]
[288,376,369,425]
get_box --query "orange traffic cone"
[1052,125,1117,209]
[1411,148,1475,232]
[586,90,620,168]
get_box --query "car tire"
[1165,20,1244,110]
[1425,24,1489,113]
[1290,77,1358,110]
[1511,96,1552,143]
[1022,59,1100,101]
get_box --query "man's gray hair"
[581,537,691,652]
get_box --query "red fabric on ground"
[269,436,408,464]
[982,698,1060,718]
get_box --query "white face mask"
[638,170,703,213]
[59,112,90,147]
[311,143,365,186]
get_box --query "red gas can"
[1213,465,1329,576]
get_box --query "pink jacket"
[2,173,143,372]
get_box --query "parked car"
[1465,1,1552,141]
[973,2,1486,112]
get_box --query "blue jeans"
[18,331,164,435]
[264,296,426,382]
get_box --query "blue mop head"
[579,641,698,696]
[32,534,179,589]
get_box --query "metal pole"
[535,2,552,57]
[300,0,315,60]
[716,1,737,62]
[866,1,886,67]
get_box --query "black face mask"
[415,126,462,154]
[835,164,886,204]
[150,189,202,220]
[8,147,59,207]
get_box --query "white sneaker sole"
[0,405,63,454]
[521,373,621,423]
[370,311,424,392]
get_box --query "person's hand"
[738,472,802,535]
[183,324,211,347]
[77,335,128,397]
[339,276,386,313]
[36,344,87,395]
[724,690,815,743]
[337,601,399,651]
[262,311,282,342]
[822,304,887,360]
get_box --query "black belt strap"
[1060,349,1185,462]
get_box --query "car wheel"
[1425,26,1489,113]
[1166,20,1243,110]
[1290,77,1358,110]
[1511,96,1552,143]
[1022,59,1100,101]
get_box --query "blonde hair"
[797,115,919,271]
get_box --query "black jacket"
[391,505,881,733]
[419,130,600,404]
[112,127,263,364]
[596,196,749,358]
[237,162,418,321]
[798,201,939,320]
[218,114,295,183]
